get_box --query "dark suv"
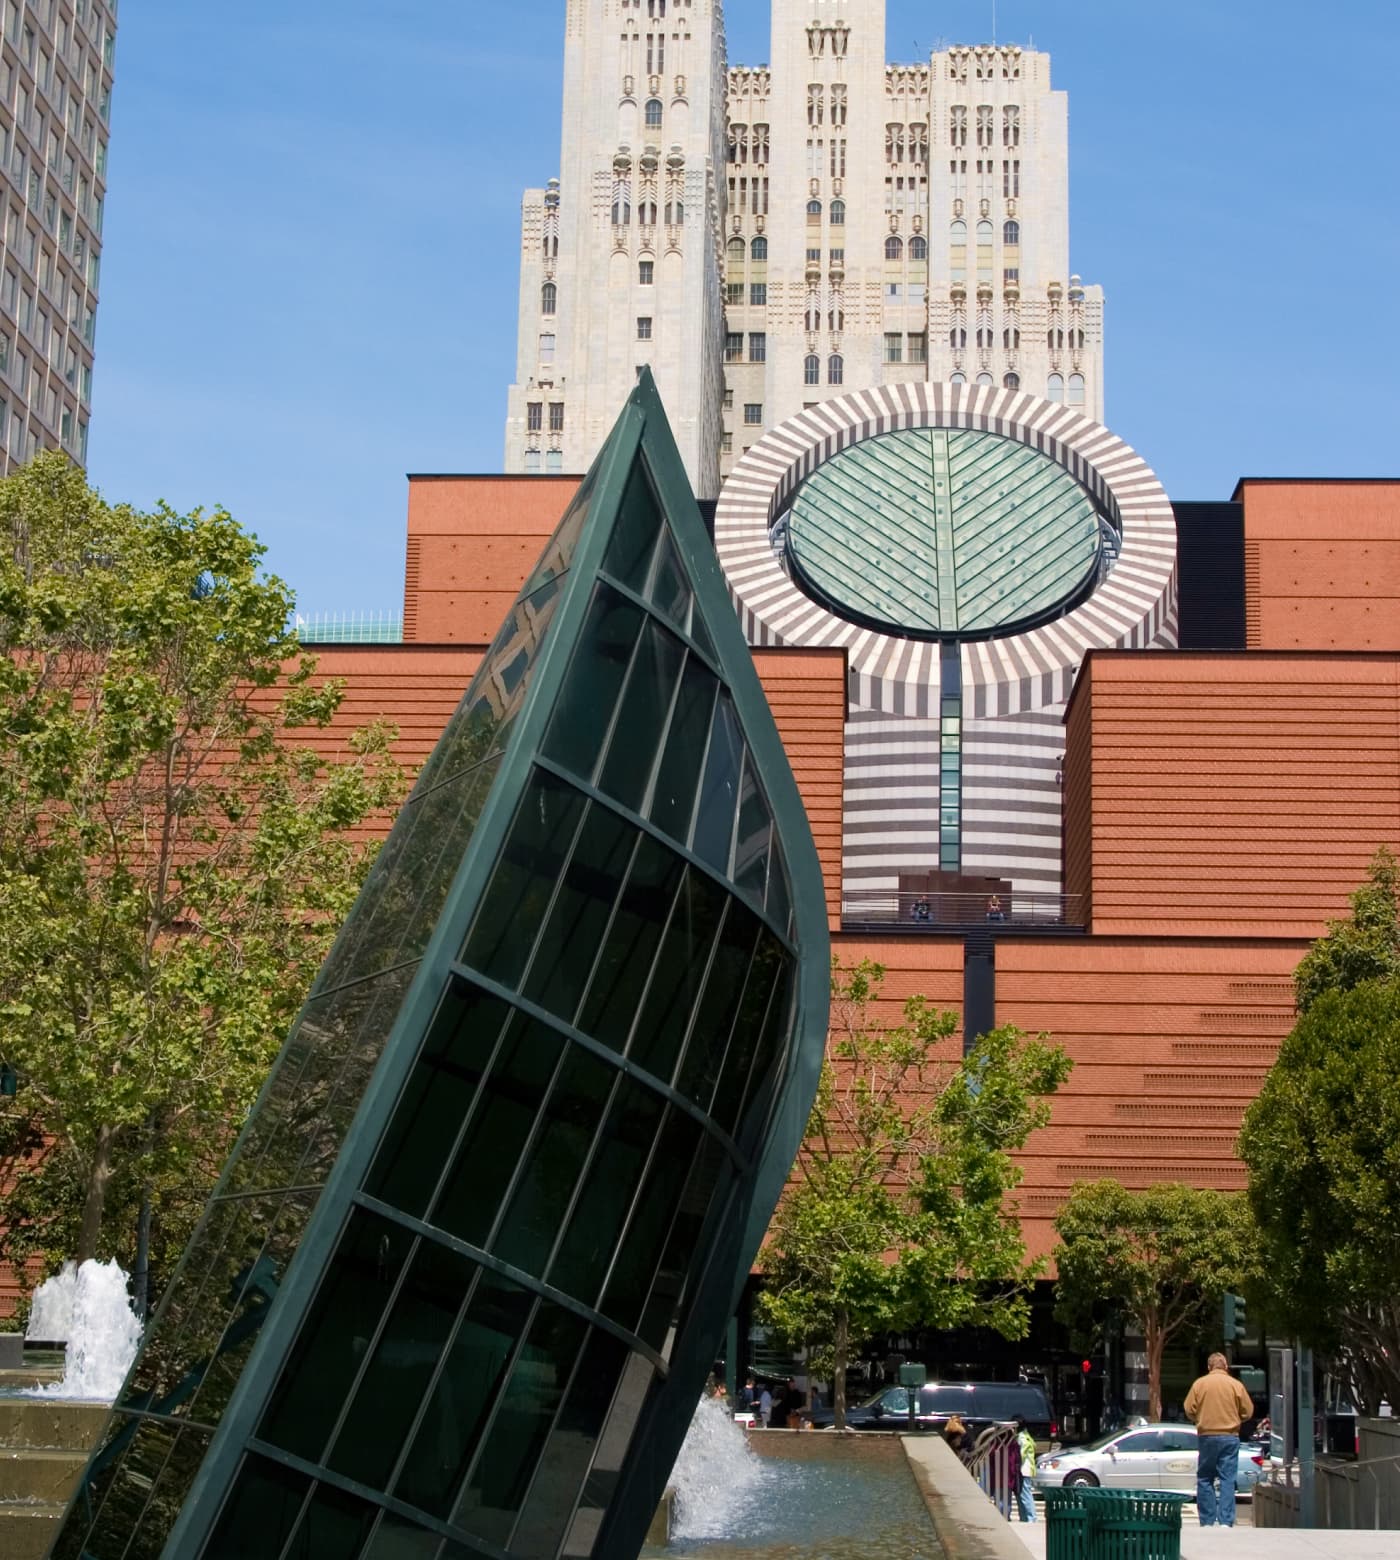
[810,1380,1057,1448]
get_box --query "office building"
[0,0,114,471]
[505,0,1102,493]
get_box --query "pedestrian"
[1013,1416,1037,1523]
[943,1413,968,1460]
[758,1382,773,1427]
[742,1373,758,1410]
[1183,1351,1254,1528]
[986,893,1004,922]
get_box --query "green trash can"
[1079,1488,1190,1560]
[1043,1485,1090,1560]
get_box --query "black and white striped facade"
[713,383,1178,899]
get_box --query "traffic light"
[1223,1291,1247,1342]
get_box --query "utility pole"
[1297,1344,1316,1526]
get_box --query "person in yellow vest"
[1184,1352,1254,1528]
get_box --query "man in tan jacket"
[1184,1352,1255,1527]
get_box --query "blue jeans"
[1196,1434,1240,1526]
[1017,1477,1037,1522]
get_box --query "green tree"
[757,958,1070,1428]
[0,454,404,1293]
[1292,846,1399,1016]
[1240,980,1400,1413]
[1053,1180,1257,1421]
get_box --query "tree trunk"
[1144,1312,1165,1423]
[75,1124,116,1264]
[833,1309,849,1431]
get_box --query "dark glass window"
[429,1013,565,1251]
[634,1137,732,1352]
[281,1480,380,1560]
[460,769,586,991]
[542,584,644,784]
[259,1210,413,1464]
[574,834,685,1051]
[710,929,788,1137]
[674,899,761,1113]
[597,617,685,812]
[691,693,745,871]
[626,867,726,1083]
[490,1046,616,1280]
[603,462,661,593]
[365,985,515,1220]
[648,654,717,843]
[204,1454,309,1560]
[521,802,638,1024]
[731,752,772,910]
[646,527,693,633]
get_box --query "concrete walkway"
[1009,1512,1400,1559]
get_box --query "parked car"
[1035,1424,1267,1499]
[809,1379,1056,1447]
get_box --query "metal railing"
[966,1423,1021,1519]
[1260,1449,1400,1530]
[841,889,1085,930]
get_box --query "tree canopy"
[758,958,1070,1426]
[0,454,403,1300]
[1053,1179,1256,1421]
[1240,850,1400,1411]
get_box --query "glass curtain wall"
[53,372,828,1560]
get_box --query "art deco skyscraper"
[0,0,114,473]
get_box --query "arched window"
[1067,373,1085,406]
[1047,373,1064,402]
[976,372,993,386]
[1048,327,1065,348]
[1003,327,1020,349]
[976,326,994,349]
[611,199,631,225]
[949,327,966,348]
[1003,372,1020,390]
[950,372,967,386]
[885,235,903,260]
[827,308,844,332]
[976,219,993,242]
[830,198,846,226]
[807,199,822,222]
[804,354,820,386]
[541,282,556,316]
[750,236,768,261]
[645,98,664,129]
[1003,219,1020,245]
[949,219,967,243]
[828,354,844,384]
[909,235,927,260]
[665,201,684,225]
[727,237,746,262]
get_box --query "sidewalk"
[1010,1513,1400,1559]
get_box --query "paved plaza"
[1011,1513,1400,1559]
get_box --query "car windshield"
[1077,1429,1132,1453]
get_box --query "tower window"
[549,402,565,432]
[804,354,820,385]
[541,282,557,316]
[830,198,845,225]
[637,316,652,340]
[748,332,766,362]
[744,402,763,425]
[1003,219,1020,245]
[750,236,768,261]
[807,199,822,223]
[526,402,542,433]
[909,235,927,260]
[884,332,903,364]
[639,259,654,284]
[828,353,844,384]
[1068,373,1085,406]
[1047,373,1064,402]
[1003,372,1019,390]
[645,98,663,129]
[884,235,903,260]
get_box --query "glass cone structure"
[53,371,829,1560]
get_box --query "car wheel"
[1063,1471,1099,1488]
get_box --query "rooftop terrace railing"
[841,889,1086,932]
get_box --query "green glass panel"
[674,899,761,1113]
[491,1047,616,1280]
[327,1237,480,1491]
[361,1514,449,1559]
[647,653,717,844]
[283,1481,381,1560]
[597,616,685,813]
[597,1108,703,1335]
[521,801,638,1025]
[710,930,788,1138]
[507,1327,631,1559]
[460,769,587,991]
[735,962,796,1145]
[541,583,643,784]
[318,756,500,993]
[202,1453,308,1560]
[51,1421,212,1560]
[764,837,792,938]
[602,460,661,593]
[429,1013,565,1251]
[546,1076,666,1307]
[258,1209,414,1464]
[690,694,744,872]
[520,461,596,598]
[364,984,515,1221]
[627,867,726,1083]
[634,1138,733,1354]
[731,751,772,911]
[450,1302,589,1546]
[646,525,692,634]
[394,1269,534,1519]
[573,833,685,1053]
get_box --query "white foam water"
[25,1259,141,1401]
[670,1396,778,1542]
[25,1260,78,1342]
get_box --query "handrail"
[842,888,1085,929]
[966,1422,1020,1519]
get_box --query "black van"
[810,1379,1057,1447]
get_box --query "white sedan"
[1035,1424,1265,1497]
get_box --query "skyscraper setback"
[504,0,1103,497]
[0,0,115,474]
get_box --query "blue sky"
[90,1,1399,616]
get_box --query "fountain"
[24,1258,141,1401]
[670,1396,777,1542]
